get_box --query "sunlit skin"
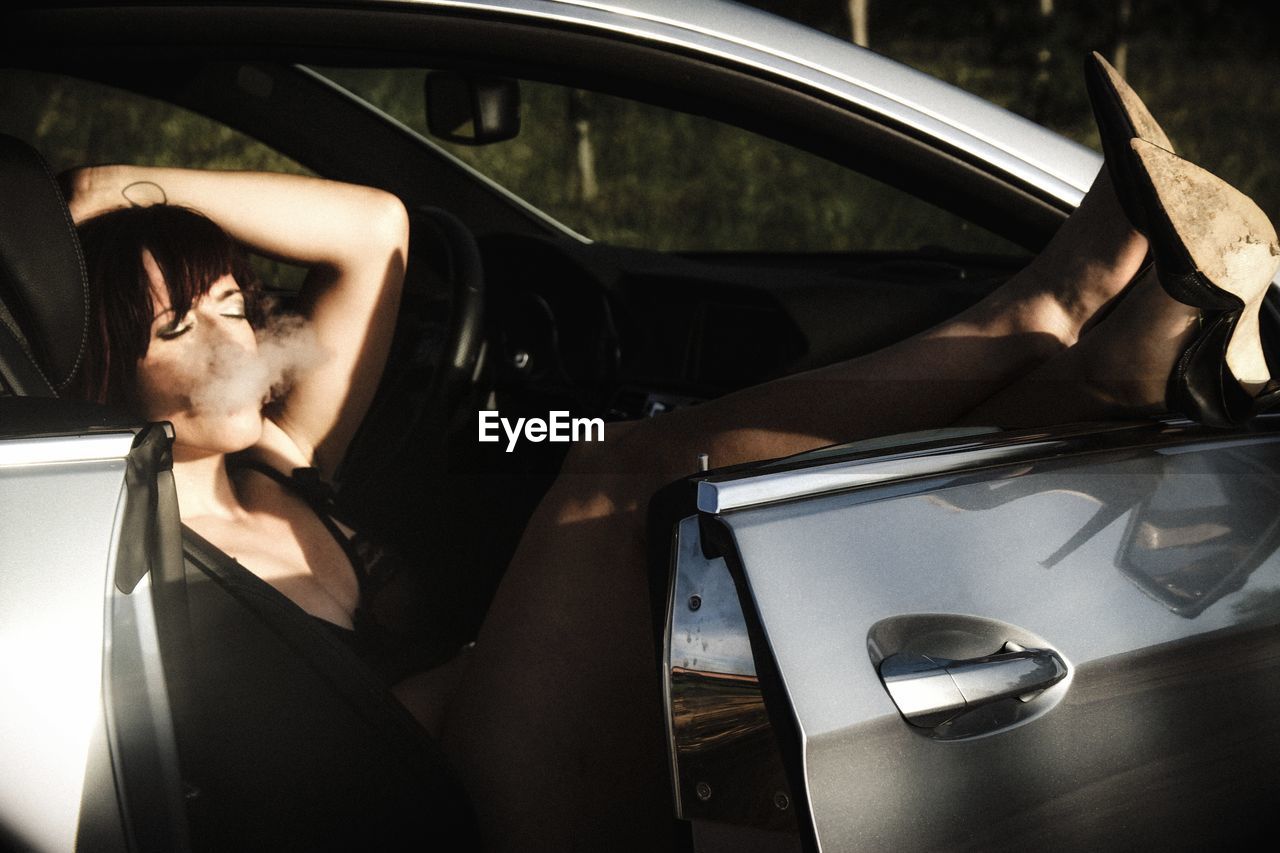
[135,252,265,459]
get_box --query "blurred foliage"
[0,69,309,176]
[744,0,1280,220]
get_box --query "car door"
[0,404,189,852]
[658,419,1280,851]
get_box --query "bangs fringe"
[144,206,260,330]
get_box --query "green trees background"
[745,0,1279,216]
[321,66,1024,254]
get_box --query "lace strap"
[231,457,368,586]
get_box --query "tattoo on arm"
[122,180,168,207]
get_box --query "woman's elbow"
[337,185,406,251]
[367,190,410,259]
[338,189,410,285]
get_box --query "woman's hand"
[59,164,172,223]
[59,165,118,223]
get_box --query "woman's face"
[134,248,264,456]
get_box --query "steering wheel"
[414,205,486,412]
[333,205,484,496]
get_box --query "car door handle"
[878,641,1068,729]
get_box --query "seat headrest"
[0,133,89,395]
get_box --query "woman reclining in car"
[60,54,1280,851]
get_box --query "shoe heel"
[1167,312,1256,428]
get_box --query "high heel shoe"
[1084,50,1175,233]
[1127,137,1280,427]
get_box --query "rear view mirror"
[424,71,520,145]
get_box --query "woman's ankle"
[1010,181,1147,337]
[1075,277,1201,415]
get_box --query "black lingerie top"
[232,459,458,686]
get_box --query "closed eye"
[219,293,248,320]
[157,315,194,339]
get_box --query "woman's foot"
[1128,138,1280,424]
[1077,266,1203,415]
[1007,168,1150,348]
[988,150,1280,430]
[954,265,1202,428]
[933,54,1171,358]
[1084,49,1280,426]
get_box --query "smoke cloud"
[185,307,328,417]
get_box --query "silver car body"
[670,420,1280,849]
[0,426,186,852]
[0,433,135,851]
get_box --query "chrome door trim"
[697,419,1280,513]
[699,436,1067,513]
[663,516,797,832]
[0,432,137,467]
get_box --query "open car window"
[313,67,1027,256]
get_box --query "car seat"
[0,132,479,850]
[0,134,88,397]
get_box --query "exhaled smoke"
[186,307,328,417]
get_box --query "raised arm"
[63,165,408,478]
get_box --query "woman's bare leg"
[439,460,663,851]
[956,266,1201,427]
[570,170,1150,487]
[436,169,1153,851]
